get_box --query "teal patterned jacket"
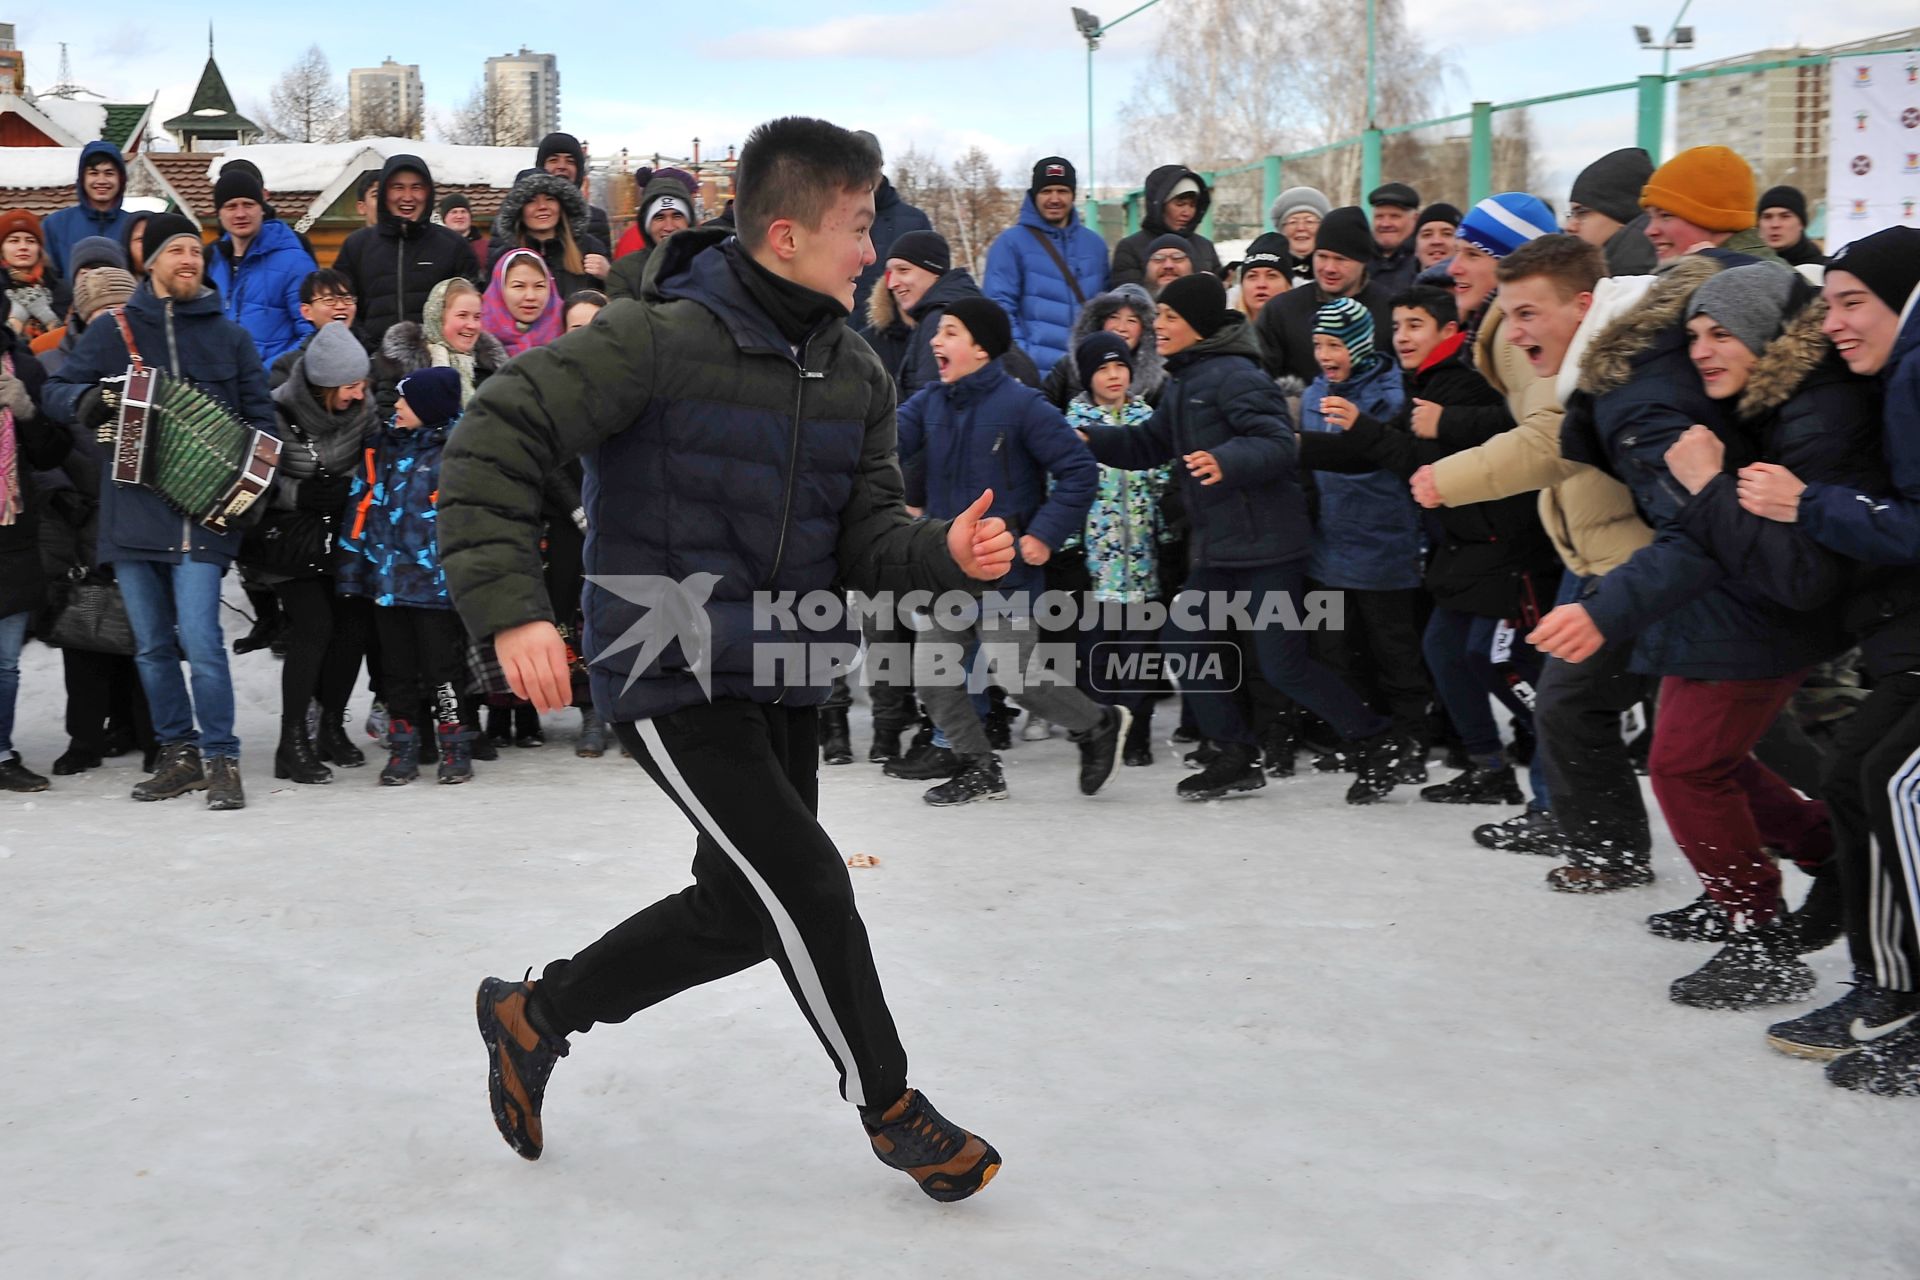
[1064,395,1174,603]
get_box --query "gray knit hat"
[1269,186,1331,229]
[303,320,371,387]
[1686,264,1796,355]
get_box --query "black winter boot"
[819,707,854,766]
[1669,914,1817,1010]
[1122,706,1154,767]
[869,724,904,764]
[1346,731,1416,805]
[1261,717,1296,778]
[1789,864,1844,955]
[885,738,960,780]
[275,720,333,785]
[0,755,49,792]
[1419,764,1524,805]
[983,688,1016,752]
[381,721,420,786]
[437,722,476,784]
[1177,741,1264,800]
[923,754,1007,806]
[1474,808,1563,855]
[1826,1021,1920,1095]
[316,709,365,768]
[1072,705,1128,796]
[1646,893,1737,944]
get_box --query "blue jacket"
[40,142,133,281]
[899,267,1039,398]
[44,281,275,567]
[1083,320,1308,570]
[898,358,1097,598]
[1564,257,1852,679]
[982,195,1110,373]
[1299,355,1419,591]
[853,178,932,322]
[337,418,453,608]
[207,218,317,365]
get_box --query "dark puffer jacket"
[897,357,1097,598]
[899,267,1038,398]
[207,218,317,364]
[532,132,614,247]
[0,331,68,618]
[856,282,914,392]
[606,173,699,303]
[1081,318,1307,570]
[243,351,377,581]
[1109,166,1224,288]
[438,226,978,723]
[853,177,932,322]
[332,154,481,347]
[1566,255,1860,679]
[1040,284,1166,410]
[43,281,275,567]
[485,172,611,299]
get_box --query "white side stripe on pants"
[635,719,867,1108]
[1882,742,1920,990]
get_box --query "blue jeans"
[1423,604,1550,808]
[0,610,28,758]
[115,559,239,759]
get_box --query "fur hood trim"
[381,321,508,373]
[1062,283,1166,400]
[1576,254,1723,397]
[1739,297,1830,419]
[865,280,900,332]
[494,172,590,243]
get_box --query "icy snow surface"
[4,619,1917,1279]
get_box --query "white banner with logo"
[1827,50,1920,239]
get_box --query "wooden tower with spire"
[162,25,260,152]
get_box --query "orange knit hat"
[1640,146,1757,233]
[0,209,43,245]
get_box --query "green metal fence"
[1107,48,1920,238]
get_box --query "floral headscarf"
[482,248,563,358]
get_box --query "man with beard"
[45,214,313,812]
[1254,206,1395,382]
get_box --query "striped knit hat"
[1314,297,1375,368]
[1457,193,1557,260]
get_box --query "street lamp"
[1071,0,1161,219]
[1635,0,1696,78]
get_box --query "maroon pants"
[1648,673,1832,923]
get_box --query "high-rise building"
[0,24,25,95]
[1676,26,1920,209]
[348,58,424,139]
[484,47,559,147]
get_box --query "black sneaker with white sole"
[1473,809,1562,855]
[1826,1020,1920,1096]
[1766,974,1920,1062]
[923,755,1006,806]
[1072,705,1129,796]
[1177,742,1264,800]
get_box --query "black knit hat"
[1570,147,1653,225]
[212,166,264,211]
[943,296,1012,360]
[1758,185,1809,225]
[885,229,950,276]
[438,193,472,216]
[1031,156,1077,196]
[1416,202,1463,233]
[1315,206,1377,264]
[1156,274,1229,339]
[141,213,203,270]
[1242,232,1291,272]
[1075,331,1132,391]
[1828,227,1920,317]
[1367,181,1420,210]
[1146,232,1193,262]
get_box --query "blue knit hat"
[395,366,463,427]
[1457,193,1557,260]
[1313,297,1375,369]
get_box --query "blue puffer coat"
[208,218,317,365]
[1299,355,1418,591]
[43,281,275,567]
[1082,319,1308,570]
[41,142,134,280]
[337,418,453,608]
[897,358,1097,598]
[982,195,1110,373]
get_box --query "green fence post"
[1263,154,1282,229]
[1124,192,1140,236]
[1468,101,1493,204]
[1199,170,1216,240]
[1361,129,1382,197]
[1636,74,1666,166]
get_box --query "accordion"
[105,308,281,533]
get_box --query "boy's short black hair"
[1392,285,1459,330]
[300,268,355,304]
[1496,233,1605,300]
[734,117,882,250]
[353,169,382,201]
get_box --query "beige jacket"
[1429,302,1653,578]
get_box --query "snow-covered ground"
[5,619,1919,1280]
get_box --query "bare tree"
[351,100,425,141]
[1117,0,1448,213]
[437,81,529,147]
[260,45,346,144]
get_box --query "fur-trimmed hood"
[380,321,509,375]
[1062,284,1166,401]
[1739,293,1832,420]
[1575,254,1723,398]
[493,172,591,243]
[865,279,904,333]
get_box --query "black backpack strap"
[1024,226,1087,307]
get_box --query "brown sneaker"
[861,1089,1001,1202]
[1546,862,1655,894]
[132,742,206,802]
[475,975,570,1160]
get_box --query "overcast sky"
[14,0,1918,207]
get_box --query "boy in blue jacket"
[897,296,1122,804]
[1078,273,1409,802]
